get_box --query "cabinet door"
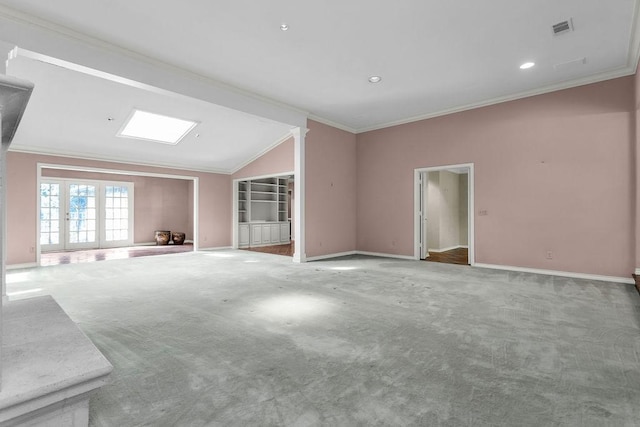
[270,224,280,243]
[239,224,250,246]
[251,224,262,245]
[261,224,271,243]
[280,223,290,242]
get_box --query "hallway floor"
[242,242,294,257]
[425,247,468,265]
[7,251,640,426]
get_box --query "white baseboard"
[306,251,357,261]
[428,245,468,253]
[135,241,195,246]
[474,263,634,285]
[356,251,416,261]
[306,250,416,262]
[198,246,233,251]
[7,263,38,270]
[634,268,640,276]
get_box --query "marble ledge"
[0,296,112,426]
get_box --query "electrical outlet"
[546,251,553,260]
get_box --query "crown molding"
[307,114,357,134]
[354,66,637,134]
[8,145,231,175]
[230,132,294,175]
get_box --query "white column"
[1,116,6,303]
[292,127,306,263]
[0,110,4,389]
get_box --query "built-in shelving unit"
[237,176,291,248]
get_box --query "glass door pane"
[40,182,62,251]
[66,183,98,249]
[104,185,130,243]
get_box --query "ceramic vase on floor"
[154,231,171,245]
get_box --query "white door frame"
[414,163,475,265]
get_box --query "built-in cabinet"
[237,176,290,248]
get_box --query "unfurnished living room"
[0,1,639,426]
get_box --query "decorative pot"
[154,230,171,245]
[172,232,186,245]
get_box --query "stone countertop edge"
[0,295,113,418]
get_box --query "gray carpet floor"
[7,250,640,426]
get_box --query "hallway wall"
[427,171,466,252]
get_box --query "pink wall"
[42,168,191,243]
[356,77,635,277]
[7,152,231,264]
[232,137,294,180]
[305,120,357,258]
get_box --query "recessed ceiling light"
[117,110,198,145]
[280,23,289,31]
[368,76,382,83]
[520,62,535,70]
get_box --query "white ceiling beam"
[0,6,308,129]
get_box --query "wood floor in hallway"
[425,247,468,265]
[242,242,294,257]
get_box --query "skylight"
[118,110,198,145]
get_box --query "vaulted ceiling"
[0,1,638,172]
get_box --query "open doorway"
[37,163,199,266]
[233,173,294,257]
[414,163,474,266]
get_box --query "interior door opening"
[37,163,200,267]
[232,173,294,258]
[415,164,474,266]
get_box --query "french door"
[40,179,134,252]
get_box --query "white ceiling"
[0,0,638,171]
[5,55,294,173]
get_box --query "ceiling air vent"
[552,19,574,36]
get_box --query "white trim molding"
[306,250,416,262]
[6,263,37,270]
[475,263,635,285]
[197,246,233,251]
[306,251,357,262]
[634,268,640,276]
[356,251,416,261]
[292,127,306,263]
[355,67,637,134]
[10,146,230,175]
[307,115,357,134]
